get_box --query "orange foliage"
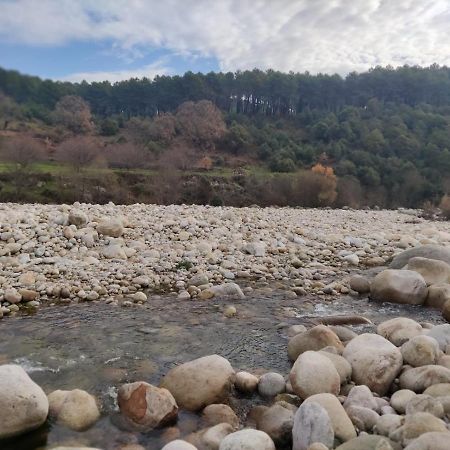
[311,163,335,178]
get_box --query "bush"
[440,194,450,219]
[100,118,119,136]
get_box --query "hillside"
[2,65,450,208]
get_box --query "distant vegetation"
[2,64,450,207]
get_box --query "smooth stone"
[407,257,450,286]
[426,324,450,350]
[374,414,404,437]
[399,365,450,392]
[292,402,334,450]
[219,429,275,450]
[162,440,198,450]
[257,403,294,446]
[202,404,239,429]
[403,431,450,450]
[425,283,450,309]
[349,275,370,294]
[335,435,399,450]
[390,390,417,414]
[343,333,403,395]
[258,372,286,397]
[318,350,352,384]
[405,394,444,418]
[343,385,378,411]
[345,405,380,431]
[377,318,423,346]
[401,336,440,367]
[390,245,450,269]
[234,372,259,393]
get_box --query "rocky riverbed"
[3,203,450,449]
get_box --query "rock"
[441,299,450,322]
[343,385,378,411]
[318,350,352,384]
[344,254,359,265]
[426,324,450,350]
[117,382,178,430]
[390,412,447,445]
[377,318,423,346]
[258,372,285,397]
[343,333,403,395]
[423,383,450,397]
[328,325,358,342]
[403,431,450,450]
[160,355,235,411]
[234,371,259,393]
[68,209,88,227]
[349,275,370,294]
[0,364,49,439]
[202,404,239,429]
[287,325,308,337]
[199,423,234,450]
[374,414,404,437]
[335,435,399,450]
[287,325,344,361]
[242,242,266,257]
[189,273,209,286]
[399,365,450,392]
[303,393,356,442]
[401,336,440,367]
[162,441,198,450]
[345,405,380,431]
[407,257,450,286]
[289,351,340,399]
[101,244,127,260]
[306,444,328,450]
[390,245,450,269]
[48,389,100,431]
[370,270,428,305]
[4,287,22,304]
[210,283,245,299]
[390,390,417,413]
[97,218,124,238]
[219,429,275,450]
[425,284,450,309]
[257,403,295,446]
[292,402,334,450]
[405,394,444,417]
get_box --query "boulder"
[377,318,423,346]
[199,423,234,450]
[407,257,450,286]
[349,275,370,294]
[219,429,275,450]
[209,283,245,299]
[345,405,380,431]
[403,431,450,450]
[401,335,440,367]
[48,389,100,431]
[289,351,340,399]
[318,350,352,384]
[390,412,447,445]
[390,390,417,413]
[292,402,334,450]
[97,218,124,238]
[374,414,404,437]
[442,299,450,322]
[0,364,49,439]
[399,365,450,392]
[258,372,285,397]
[68,209,88,227]
[390,245,450,269]
[426,324,450,350]
[257,403,294,446]
[287,325,344,361]
[101,244,127,260]
[202,404,239,429]
[425,283,450,309]
[234,371,259,393]
[160,355,234,411]
[117,382,178,430]
[405,394,444,417]
[335,435,399,450]
[162,441,198,450]
[370,270,428,305]
[303,393,356,442]
[343,385,378,411]
[343,333,403,395]
[423,383,450,397]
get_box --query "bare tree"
[54,95,93,134]
[56,136,103,172]
[1,135,45,169]
[105,142,150,169]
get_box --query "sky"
[1,0,450,83]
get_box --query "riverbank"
[0,203,446,316]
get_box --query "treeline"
[2,65,450,119]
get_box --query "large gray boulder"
[0,364,49,439]
[160,355,234,411]
[390,245,450,269]
[370,270,428,305]
[292,402,334,450]
[343,333,402,395]
[407,257,450,286]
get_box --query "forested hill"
[2,65,450,116]
[2,64,450,208]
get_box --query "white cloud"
[61,60,171,82]
[1,0,450,75]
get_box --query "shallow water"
[0,290,445,450]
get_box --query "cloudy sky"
[1,0,450,82]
